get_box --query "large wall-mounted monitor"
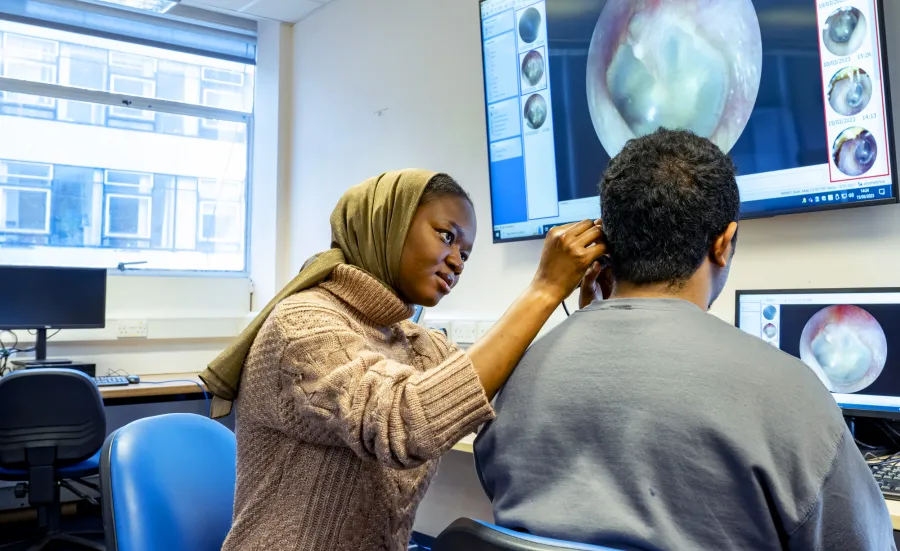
[480,0,898,242]
[737,288,900,418]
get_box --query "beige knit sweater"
[221,265,494,551]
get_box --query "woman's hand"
[466,219,607,400]
[578,258,613,309]
[531,220,606,302]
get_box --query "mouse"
[127,375,141,384]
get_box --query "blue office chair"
[100,413,236,551]
[0,368,106,551]
[433,518,620,551]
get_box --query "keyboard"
[93,376,130,387]
[869,463,900,500]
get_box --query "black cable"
[879,419,900,445]
[561,301,570,317]
[0,329,19,354]
[3,329,60,356]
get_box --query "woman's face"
[398,195,476,307]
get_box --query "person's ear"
[710,222,738,267]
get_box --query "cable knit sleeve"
[274,305,494,470]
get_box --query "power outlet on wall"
[424,320,452,339]
[117,320,148,339]
[452,321,479,345]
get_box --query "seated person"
[474,128,894,551]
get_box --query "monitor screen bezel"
[0,266,107,330]
[735,286,900,420]
[480,0,900,245]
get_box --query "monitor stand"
[9,328,72,367]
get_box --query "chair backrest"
[101,413,236,551]
[0,368,106,469]
[434,518,620,551]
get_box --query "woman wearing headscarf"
[205,169,607,551]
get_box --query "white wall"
[292,0,900,535]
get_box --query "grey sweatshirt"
[475,298,895,550]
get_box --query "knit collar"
[322,264,414,326]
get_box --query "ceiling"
[180,0,333,23]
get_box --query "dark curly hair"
[420,173,472,206]
[599,128,740,285]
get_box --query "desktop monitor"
[736,288,900,418]
[411,305,425,324]
[0,265,106,361]
[480,0,899,242]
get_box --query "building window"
[1,187,51,233]
[108,51,157,76]
[201,67,244,86]
[109,75,156,120]
[198,201,241,243]
[197,178,242,244]
[1,33,59,107]
[105,194,151,238]
[0,20,253,273]
[0,160,53,235]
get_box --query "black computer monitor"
[0,266,106,362]
[736,288,900,419]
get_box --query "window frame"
[201,66,244,87]
[108,50,158,76]
[0,159,54,183]
[108,74,157,120]
[2,59,58,107]
[197,199,242,244]
[0,185,52,234]
[103,192,153,239]
[3,32,60,63]
[0,43,254,276]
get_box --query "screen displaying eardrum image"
[480,0,899,242]
[737,289,900,416]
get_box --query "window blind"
[0,0,257,64]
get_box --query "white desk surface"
[98,372,205,399]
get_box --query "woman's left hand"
[578,258,613,309]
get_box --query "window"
[105,194,151,238]
[197,178,242,244]
[202,67,244,86]
[109,75,156,120]
[201,89,243,132]
[0,160,53,183]
[108,51,157,76]
[0,20,255,109]
[202,88,243,110]
[0,20,253,273]
[3,33,59,63]
[1,187,50,233]
[0,160,53,235]
[199,201,241,243]
[1,33,58,107]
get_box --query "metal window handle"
[117,261,148,272]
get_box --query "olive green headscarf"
[200,169,438,418]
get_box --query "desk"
[451,433,476,454]
[99,372,205,400]
[450,433,900,530]
[887,500,900,531]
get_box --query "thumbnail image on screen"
[480,0,898,242]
